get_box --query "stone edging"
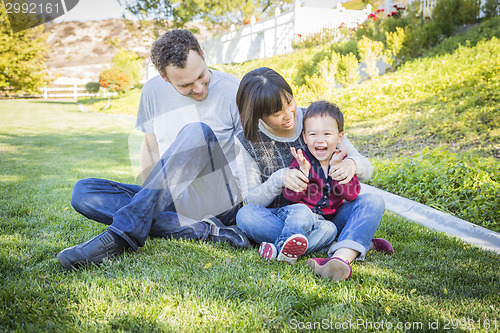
[361,183,500,254]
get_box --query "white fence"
[202,11,295,65]
[41,82,116,100]
[295,5,371,36]
[202,4,371,65]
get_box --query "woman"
[234,67,392,281]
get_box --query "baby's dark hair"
[150,29,203,79]
[303,100,344,132]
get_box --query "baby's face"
[303,115,344,165]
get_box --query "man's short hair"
[150,29,203,78]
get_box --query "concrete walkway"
[361,183,500,254]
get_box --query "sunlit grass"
[0,100,499,331]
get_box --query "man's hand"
[329,147,357,184]
[290,147,311,177]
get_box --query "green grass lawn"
[0,100,499,332]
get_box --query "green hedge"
[370,147,500,232]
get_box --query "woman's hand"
[290,147,311,177]
[329,147,357,184]
[282,168,309,193]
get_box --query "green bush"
[99,68,132,94]
[293,47,330,86]
[110,48,144,87]
[370,147,500,232]
[358,36,384,78]
[483,0,500,18]
[330,39,360,60]
[384,26,406,67]
[425,15,500,57]
[336,52,360,87]
[85,82,100,94]
[432,0,481,36]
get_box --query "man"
[57,29,248,271]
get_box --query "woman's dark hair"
[150,29,203,79]
[236,67,293,142]
[303,100,344,132]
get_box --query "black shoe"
[57,230,129,271]
[204,216,250,249]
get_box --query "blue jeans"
[237,193,385,259]
[236,203,337,254]
[71,122,241,250]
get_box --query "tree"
[110,48,143,87]
[0,6,49,95]
[119,0,294,29]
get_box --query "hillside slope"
[43,19,210,80]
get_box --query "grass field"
[0,100,499,332]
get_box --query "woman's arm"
[235,138,309,207]
[330,136,373,183]
[235,138,286,207]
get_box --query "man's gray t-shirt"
[134,70,242,220]
[135,70,241,156]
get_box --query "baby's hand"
[290,147,311,177]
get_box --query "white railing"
[202,11,295,65]
[42,84,86,100]
[41,82,116,99]
[295,5,371,38]
[202,4,371,65]
[418,0,437,17]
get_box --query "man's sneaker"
[204,216,250,249]
[57,230,129,271]
[276,234,308,264]
[259,242,277,261]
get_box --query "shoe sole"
[277,234,308,264]
[306,257,352,281]
[259,242,277,260]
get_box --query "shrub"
[110,48,144,87]
[483,0,499,18]
[85,82,100,95]
[384,27,406,67]
[370,147,500,232]
[294,47,330,86]
[330,39,360,60]
[336,52,360,88]
[304,74,328,99]
[425,15,500,57]
[357,36,385,78]
[317,52,340,89]
[432,0,481,35]
[99,68,132,94]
